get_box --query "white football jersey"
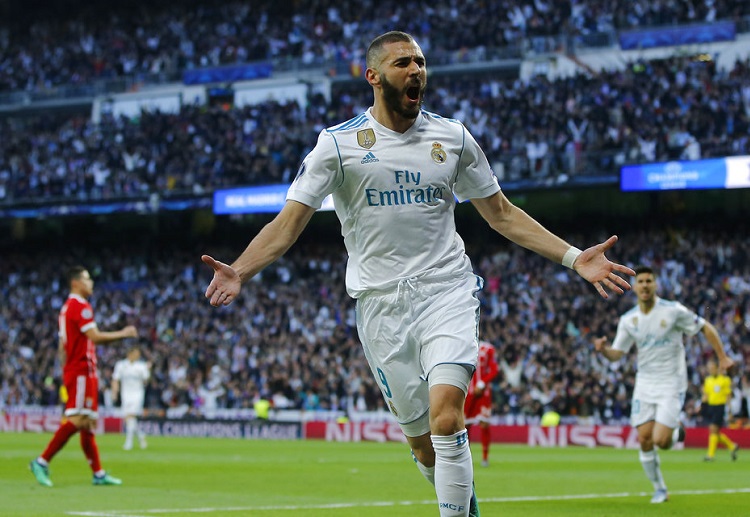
[612,297,705,391]
[287,108,501,297]
[113,359,150,398]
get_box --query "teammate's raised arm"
[593,336,625,362]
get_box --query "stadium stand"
[1,54,749,204]
[2,0,749,94]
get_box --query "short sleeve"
[672,302,705,336]
[453,125,501,202]
[74,300,96,333]
[611,317,635,353]
[286,129,343,209]
[113,361,123,381]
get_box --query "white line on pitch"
[66,487,750,516]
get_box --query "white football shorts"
[121,394,145,416]
[356,273,483,437]
[630,382,685,429]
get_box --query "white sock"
[639,449,667,491]
[125,418,135,444]
[431,430,473,517]
[136,422,146,441]
[36,457,49,467]
[411,450,435,486]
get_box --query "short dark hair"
[634,265,655,277]
[67,265,87,284]
[366,31,415,69]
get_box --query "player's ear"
[365,67,380,86]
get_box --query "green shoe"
[29,460,53,487]
[469,481,480,517]
[92,473,122,486]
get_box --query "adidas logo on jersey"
[361,152,379,164]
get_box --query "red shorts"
[464,393,491,423]
[63,371,99,418]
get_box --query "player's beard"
[381,74,424,120]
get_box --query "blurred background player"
[464,340,499,467]
[701,359,739,462]
[112,346,151,450]
[594,265,735,504]
[29,266,137,487]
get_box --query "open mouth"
[406,86,421,101]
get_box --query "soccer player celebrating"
[30,266,137,487]
[202,31,634,517]
[594,265,735,504]
[464,340,499,467]
[112,346,151,450]
[701,359,739,462]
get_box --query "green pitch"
[1,432,747,516]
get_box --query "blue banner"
[183,63,272,85]
[620,156,750,191]
[0,197,212,219]
[619,21,735,50]
[213,184,334,214]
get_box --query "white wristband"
[562,246,582,269]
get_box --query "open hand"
[574,236,635,298]
[719,355,736,374]
[202,255,241,306]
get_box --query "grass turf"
[1,432,747,516]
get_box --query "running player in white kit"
[595,265,734,504]
[202,31,635,517]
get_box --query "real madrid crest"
[388,400,399,417]
[431,142,447,164]
[357,128,376,149]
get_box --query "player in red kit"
[464,340,499,467]
[30,266,138,487]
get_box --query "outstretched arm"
[85,325,137,344]
[202,200,316,307]
[471,191,635,298]
[593,336,625,362]
[702,321,735,372]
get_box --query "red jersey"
[59,294,97,377]
[469,341,499,393]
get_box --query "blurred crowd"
[2,0,747,94]
[1,223,748,427]
[1,54,749,203]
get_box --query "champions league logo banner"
[138,418,302,440]
[620,155,750,192]
[619,21,735,50]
